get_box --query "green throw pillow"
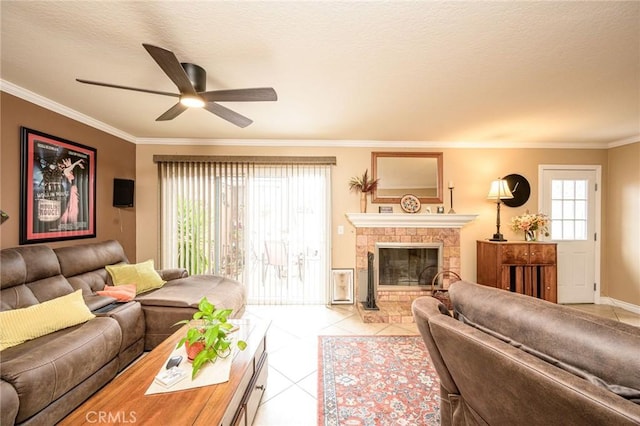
[0,290,95,351]
[106,259,166,295]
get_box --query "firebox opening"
[375,242,443,290]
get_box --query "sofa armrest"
[84,294,119,311]
[1,380,19,426]
[157,268,189,281]
[412,296,460,426]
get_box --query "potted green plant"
[174,297,247,379]
[349,169,379,213]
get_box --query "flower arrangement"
[348,169,379,193]
[511,212,550,240]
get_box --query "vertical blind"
[158,158,333,305]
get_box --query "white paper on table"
[144,344,234,395]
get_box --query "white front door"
[540,166,600,303]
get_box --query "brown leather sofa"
[412,280,640,425]
[0,240,245,426]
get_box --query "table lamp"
[487,178,514,241]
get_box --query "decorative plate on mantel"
[400,194,421,213]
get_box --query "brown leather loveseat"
[0,240,245,425]
[412,280,640,425]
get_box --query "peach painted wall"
[136,144,617,298]
[5,94,633,306]
[0,93,137,259]
[606,142,640,305]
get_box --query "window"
[550,179,588,240]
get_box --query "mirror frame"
[371,152,444,204]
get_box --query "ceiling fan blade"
[76,79,179,98]
[200,88,278,102]
[156,103,188,121]
[204,103,253,128]
[142,43,197,95]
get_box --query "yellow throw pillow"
[0,290,95,351]
[106,260,166,295]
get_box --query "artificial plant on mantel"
[349,169,379,213]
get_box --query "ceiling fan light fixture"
[77,45,276,126]
[180,94,205,108]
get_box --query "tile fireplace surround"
[346,213,477,323]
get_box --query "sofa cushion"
[1,246,75,310]
[135,275,246,350]
[55,240,128,279]
[106,260,166,294]
[0,380,19,426]
[0,290,95,350]
[134,275,245,311]
[0,249,28,290]
[1,245,61,288]
[0,317,121,423]
[55,240,129,297]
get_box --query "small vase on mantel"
[525,230,537,242]
[360,192,367,213]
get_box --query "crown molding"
[136,138,611,149]
[607,135,640,148]
[1,79,136,143]
[2,80,635,149]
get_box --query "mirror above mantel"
[371,152,443,204]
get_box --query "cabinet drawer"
[529,244,556,264]
[224,353,256,426]
[247,353,268,426]
[500,244,529,264]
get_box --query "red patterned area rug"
[318,335,440,426]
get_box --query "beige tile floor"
[565,303,640,327]
[244,304,418,426]
[244,302,640,426]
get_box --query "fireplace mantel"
[346,213,478,228]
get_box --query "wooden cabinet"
[59,320,270,426]
[229,351,268,426]
[225,328,269,426]
[477,240,557,303]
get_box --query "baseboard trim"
[598,297,640,315]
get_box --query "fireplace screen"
[377,245,441,286]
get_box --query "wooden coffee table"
[60,319,269,426]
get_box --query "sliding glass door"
[245,165,329,304]
[159,160,331,305]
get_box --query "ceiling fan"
[76,43,277,128]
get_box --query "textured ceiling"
[1,1,639,146]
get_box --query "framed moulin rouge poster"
[20,127,97,244]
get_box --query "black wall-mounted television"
[113,178,134,207]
